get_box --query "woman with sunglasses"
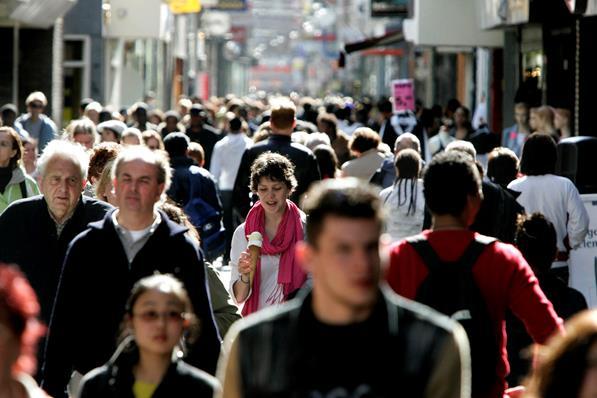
[0,127,39,214]
[78,274,220,398]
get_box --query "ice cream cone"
[246,232,263,286]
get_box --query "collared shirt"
[112,210,162,263]
[47,199,80,237]
[210,132,252,191]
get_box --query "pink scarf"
[242,200,306,316]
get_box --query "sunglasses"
[29,102,44,109]
[133,310,187,323]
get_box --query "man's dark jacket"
[167,156,222,211]
[0,195,112,323]
[42,209,221,398]
[186,123,222,170]
[232,134,321,217]
[235,288,460,397]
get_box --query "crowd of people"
[0,89,592,398]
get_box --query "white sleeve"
[210,143,222,183]
[566,181,590,249]
[229,224,252,304]
[566,181,589,249]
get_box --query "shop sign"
[391,79,415,113]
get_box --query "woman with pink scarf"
[229,152,308,316]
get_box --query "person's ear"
[295,241,313,273]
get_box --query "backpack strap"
[407,234,497,272]
[456,236,496,271]
[19,181,27,199]
[406,235,444,272]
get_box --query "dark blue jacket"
[42,209,222,398]
[0,195,112,323]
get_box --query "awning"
[9,0,77,28]
[343,30,404,54]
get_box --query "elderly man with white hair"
[0,140,112,324]
[42,146,222,398]
[370,132,422,188]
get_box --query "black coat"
[232,134,321,217]
[0,195,112,323]
[186,124,222,170]
[42,209,221,398]
[79,344,219,398]
[167,156,222,211]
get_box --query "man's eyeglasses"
[133,310,187,323]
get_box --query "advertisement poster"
[569,194,597,308]
[391,79,415,113]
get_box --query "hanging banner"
[391,79,415,113]
[569,193,597,308]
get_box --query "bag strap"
[19,181,27,199]
[407,234,496,272]
[406,235,443,272]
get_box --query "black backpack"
[407,234,498,396]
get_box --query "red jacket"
[385,229,564,397]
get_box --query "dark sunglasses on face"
[133,310,187,323]
[29,102,44,109]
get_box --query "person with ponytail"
[230,151,308,316]
[379,148,425,243]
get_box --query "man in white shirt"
[211,114,252,263]
[508,133,589,281]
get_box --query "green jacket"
[0,167,40,214]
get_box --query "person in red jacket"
[385,151,564,398]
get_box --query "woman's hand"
[237,250,252,277]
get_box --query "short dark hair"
[249,152,297,194]
[313,144,338,179]
[520,133,557,176]
[423,151,482,217]
[302,178,383,246]
[515,213,557,274]
[487,147,519,187]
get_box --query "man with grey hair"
[370,132,422,188]
[0,140,112,324]
[42,146,222,398]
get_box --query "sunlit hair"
[445,139,477,159]
[124,274,199,348]
[142,130,165,151]
[112,145,171,191]
[269,98,296,130]
[249,151,297,194]
[525,310,597,398]
[349,127,380,153]
[0,264,46,375]
[187,142,204,166]
[64,118,98,146]
[95,159,115,203]
[38,139,90,181]
[394,132,421,154]
[25,91,47,107]
[302,178,383,246]
[0,126,24,169]
[121,127,143,145]
[88,142,121,183]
